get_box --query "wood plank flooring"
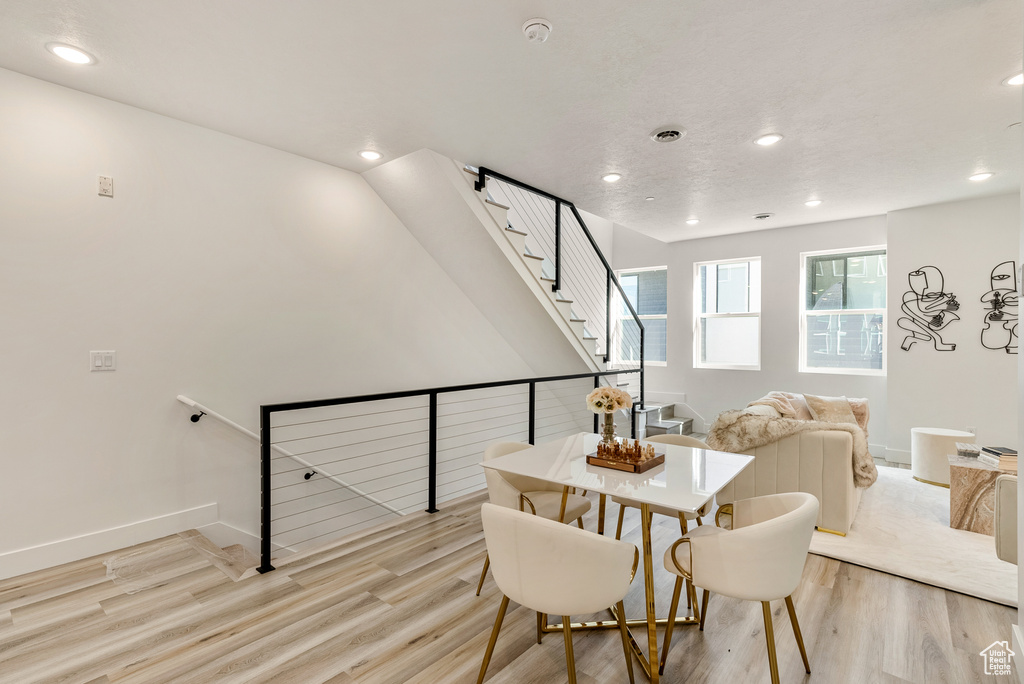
[0,491,1017,684]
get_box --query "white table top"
[482,433,754,515]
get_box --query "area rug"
[809,466,1017,607]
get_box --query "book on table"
[999,455,1018,472]
[982,446,1017,456]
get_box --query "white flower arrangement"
[586,386,633,414]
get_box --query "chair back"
[480,503,636,616]
[483,441,561,497]
[691,492,817,601]
[645,434,709,449]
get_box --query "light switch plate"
[90,350,116,371]
[98,176,113,197]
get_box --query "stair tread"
[486,198,510,210]
[541,276,556,282]
[556,298,573,303]
[523,253,545,261]
[570,318,586,323]
[584,336,599,340]
[506,227,528,236]
[463,166,479,177]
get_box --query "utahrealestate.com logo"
[980,641,1014,676]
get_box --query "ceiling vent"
[522,18,552,43]
[650,127,685,143]
[753,213,774,220]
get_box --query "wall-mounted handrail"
[258,368,641,573]
[177,395,404,517]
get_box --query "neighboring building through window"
[800,247,886,374]
[694,257,761,369]
[616,267,667,364]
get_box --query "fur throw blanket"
[707,410,878,488]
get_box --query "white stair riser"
[504,229,527,254]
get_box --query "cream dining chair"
[476,503,638,684]
[476,441,592,595]
[660,492,819,684]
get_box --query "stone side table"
[948,455,1002,535]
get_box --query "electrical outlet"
[90,350,116,371]
[98,175,113,197]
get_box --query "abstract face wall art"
[980,260,1018,354]
[897,266,959,351]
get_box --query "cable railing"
[257,368,641,573]
[474,167,645,391]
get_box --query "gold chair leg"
[699,589,711,631]
[659,575,684,674]
[576,517,584,529]
[614,600,635,684]
[686,578,691,609]
[785,595,811,673]
[695,515,703,526]
[677,512,689,536]
[562,615,577,684]
[475,553,489,596]
[688,579,700,625]
[477,595,510,684]
[598,493,606,535]
[615,504,626,540]
[537,612,544,644]
[762,601,780,684]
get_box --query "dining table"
[481,431,755,683]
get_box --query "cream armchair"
[476,441,591,595]
[996,474,1017,565]
[476,503,638,684]
[661,492,819,683]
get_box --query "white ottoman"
[911,427,975,487]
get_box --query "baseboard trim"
[885,447,911,465]
[0,503,218,581]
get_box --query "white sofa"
[714,430,863,536]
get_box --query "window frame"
[614,265,668,367]
[693,256,762,371]
[799,245,887,376]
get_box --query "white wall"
[614,216,889,449]
[886,194,1020,459]
[0,68,536,577]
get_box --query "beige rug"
[809,466,1018,607]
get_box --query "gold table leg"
[598,493,607,535]
[557,486,569,523]
[640,502,659,683]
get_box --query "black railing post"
[605,269,612,363]
[553,200,562,293]
[475,168,487,193]
[593,375,600,433]
[640,326,645,410]
[528,382,536,444]
[427,392,438,513]
[631,404,637,440]
[258,405,275,574]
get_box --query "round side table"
[911,427,975,487]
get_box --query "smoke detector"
[753,213,775,220]
[650,127,686,143]
[522,18,552,43]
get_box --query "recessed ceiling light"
[805,200,823,207]
[686,218,700,225]
[1004,73,1023,86]
[46,42,94,65]
[359,150,382,161]
[754,134,783,146]
[645,196,655,201]
[969,172,994,181]
[602,173,622,183]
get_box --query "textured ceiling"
[0,1,1020,242]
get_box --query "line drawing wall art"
[897,265,959,351]
[980,260,1018,354]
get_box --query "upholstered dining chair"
[611,433,711,540]
[476,441,592,595]
[660,492,819,684]
[476,503,638,684]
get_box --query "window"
[615,267,667,364]
[800,247,886,374]
[694,257,761,369]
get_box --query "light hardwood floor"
[0,492,1017,684]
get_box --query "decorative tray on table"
[586,439,665,473]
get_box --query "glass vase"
[602,411,617,445]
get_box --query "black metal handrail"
[474,167,645,403]
[258,367,641,573]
